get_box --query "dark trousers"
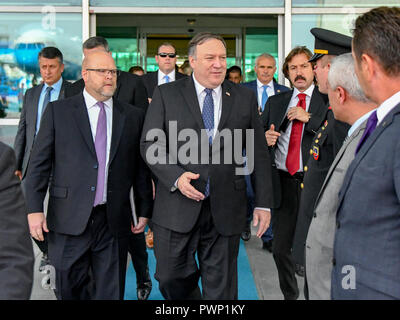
[272,170,302,300]
[152,198,240,300]
[48,204,127,300]
[128,232,150,284]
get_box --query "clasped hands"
[265,106,310,147]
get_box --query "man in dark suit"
[141,32,273,300]
[243,53,290,246]
[65,36,148,111]
[292,29,352,281]
[65,36,152,300]
[13,46,71,271]
[331,6,400,299]
[24,51,153,300]
[0,142,34,299]
[141,42,187,103]
[261,46,328,300]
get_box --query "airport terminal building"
[0,0,398,141]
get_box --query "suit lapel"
[58,79,68,99]
[315,121,365,206]
[31,84,44,132]
[114,75,122,99]
[337,103,400,209]
[217,80,234,131]
[72,94,96,157]
[180,77,205,130]
[109,99,126,165]
[308,87,325,115]
[276,90,293,129]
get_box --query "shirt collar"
[376,90,400,123]
[293,83,315,99]
[44,77,63,91]
[348,109,376,137]
[159,69,175,79]
[257,78,274,89]
[83,88,113,110]
[192,73,222,97]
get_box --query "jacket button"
[313,212,317,218]
[300,183,304,189]
[337,221,340,229]
[310,149,313,155]
[304,166,308,172]
[332,258,336,266]
[91,186,95,191]
[94,164,98,169]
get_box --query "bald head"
[82,51,117,101]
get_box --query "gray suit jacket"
[305,120,366,300]
[332,102,400,299]
[14,80,70,179]
[0,142,34,299]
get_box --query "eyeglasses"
[157,53,177,58]
[86,68,120,77]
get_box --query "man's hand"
[131,217,149,234]
[15,170,22,181]
[27,212,48,241]
[252,208,271,238]
[287,106,310,123]
[151,179,156,200]
[177,172,205,202]
[265,124,281,147]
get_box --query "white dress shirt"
[83,89,113,204]
[158,69,176,85]
[376,90,400,124]
[275,83,315,172]
[256,78,275,108]
[192,73,223,138]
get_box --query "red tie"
[286,93,307,176]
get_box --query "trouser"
[272,170,302,300]
[152,198,240,300]
[48,204,127,300]
[128,232,150,284]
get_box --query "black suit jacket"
[141,71,187,100]
[140,77,273,236]
[260,86,329,208]
[24,94,153,238]
[0,142,34,299]
[14,79,71,179]
[65,71,149,111]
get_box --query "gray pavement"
[29,226,305,300]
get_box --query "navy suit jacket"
[331,101,400,299]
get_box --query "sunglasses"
[158,53,177,58]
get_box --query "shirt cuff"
[254,207,270,212]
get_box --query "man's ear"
[337,86,347,104]
[360,53,374,82]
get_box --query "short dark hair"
[82,36,109,52]
[129,65,144,74]
[352,6,400,77]
[282,46,313,79]
[38,46,63,64]
[226,65,242,77]
[188,32,226,57]
[157,42,177,54]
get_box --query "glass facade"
[0,0,82,5]
[244,28,278,82]
[0,12,82,119]
[292,14,355,50]
[293,0,399,7]
[90,0,284,7]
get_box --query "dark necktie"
[202,88,214,197]
[94,101,107,207]
[355,110,378,155]
[36,86,53,133]
[286,93,307,175]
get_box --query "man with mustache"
[261,46,328,300]
[24,51,153,299]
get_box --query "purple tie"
[94,101,107,207]
[355,110,378,155]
